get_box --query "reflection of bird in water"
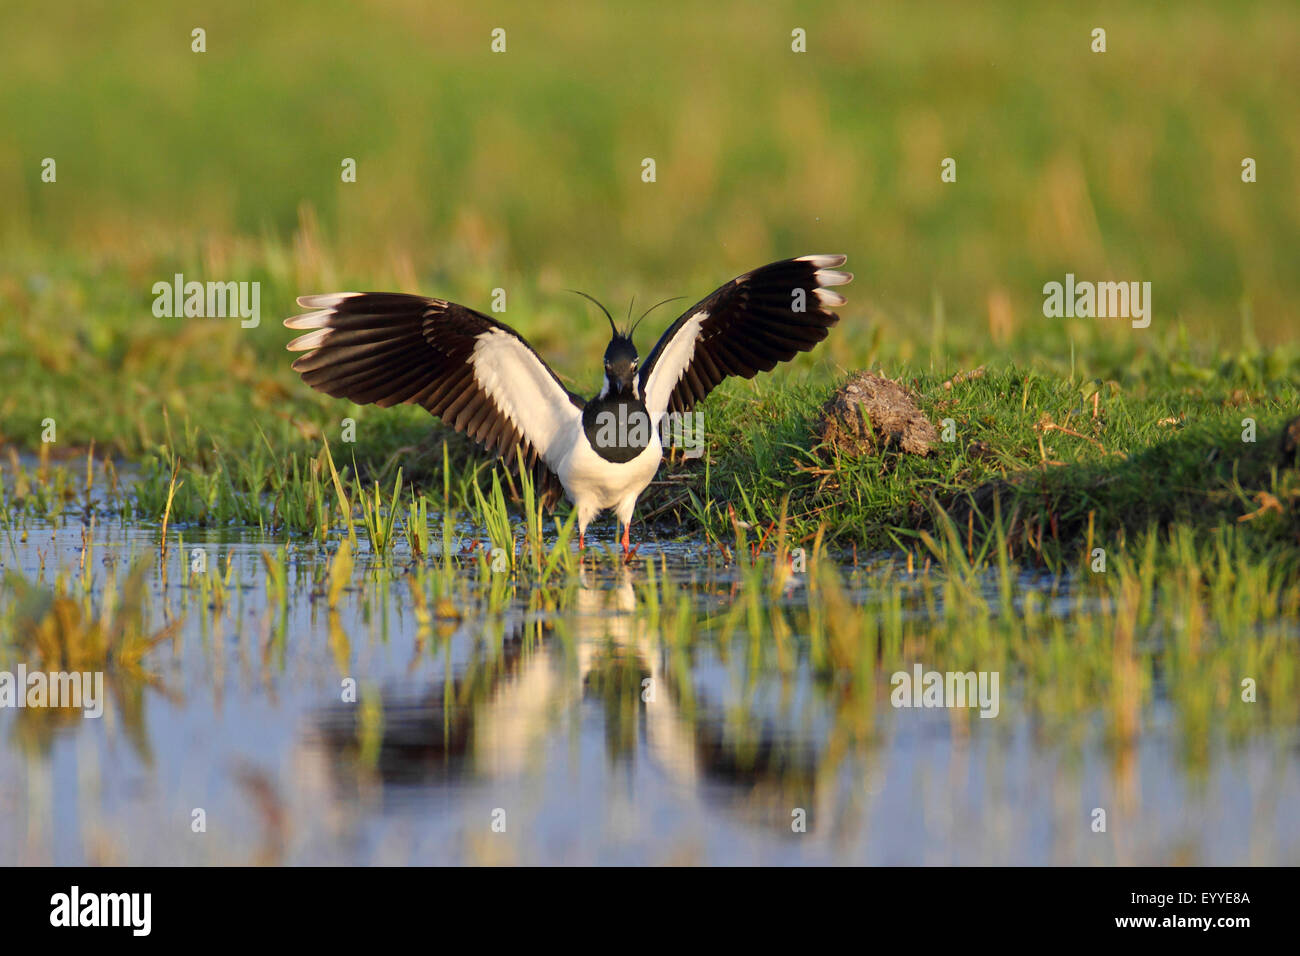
[300,568,835,837]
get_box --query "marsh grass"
[1,561,175,679]
[8,444,1295,836]
[44,348,1288,584]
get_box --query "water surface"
[0,508,1295,866]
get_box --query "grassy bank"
[2,293,1296,581]
[0,0,1297,576]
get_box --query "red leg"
[579,530,585,551]
[621,522,630,554]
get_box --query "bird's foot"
[620,523,639,563]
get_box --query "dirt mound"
[815,371,937,457]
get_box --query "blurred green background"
[0,0,1296,453]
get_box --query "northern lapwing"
[285,255,851,554]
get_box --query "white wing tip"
[286,328,332,352]
[814,287,847,307]
[814,269,853,287]
[283,309,335,330]
[286,293,363,335]
[797,254,847,268]
[295,292,361,309]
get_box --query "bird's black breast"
[581,395,654,464]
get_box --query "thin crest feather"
[567,290,684,342]
[566,289,619,338]
[630,296,686,339]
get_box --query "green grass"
[0,0,1297,577]
[657,352,1300,572]
[1,328,1297,583]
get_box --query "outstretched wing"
[285,293,583,500]
[639,255,851,420]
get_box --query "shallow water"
[0,507,1296,866]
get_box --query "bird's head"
[603,334,639,396]
[567,289,684,399]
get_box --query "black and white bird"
[285,255,851,553]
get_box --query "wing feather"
[285,293,583,504]
[639,256,851,419]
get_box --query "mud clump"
[815,371,938,458]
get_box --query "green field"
[2,0,1298,563]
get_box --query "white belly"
[555,421,662,529]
